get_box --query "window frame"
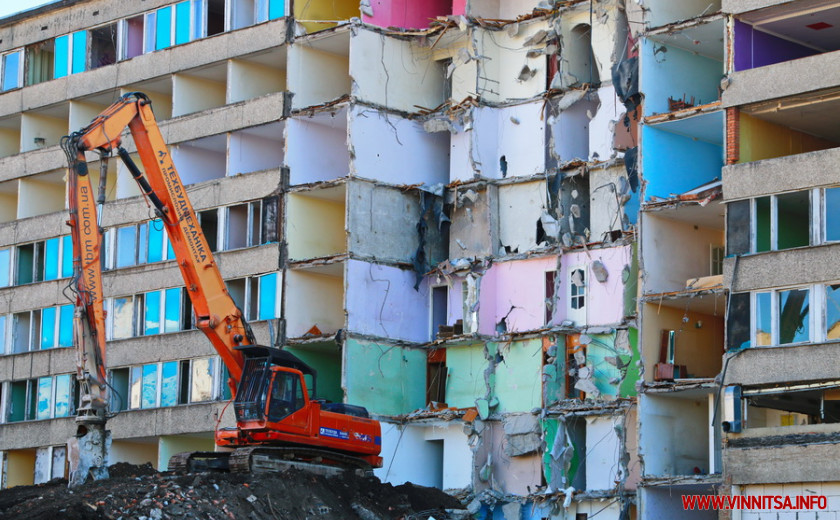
[751,285,817,347]
[1,49,24,92]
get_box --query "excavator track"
[229,446,373,477]
[169,447,372,477]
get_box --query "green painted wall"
[584,329,640,399]
[543,335,565,406]
[493,339,543,413]
[618,328,640,398]
[445,343,488,408]
[286,344,344,404]
[623,242,639,318]
[343,338,426,416]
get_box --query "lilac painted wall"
[362,0,451,29]
[734,20,817,71]
[473,247,631,335]
[345,259,430,342]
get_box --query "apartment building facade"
[2,0,828,519]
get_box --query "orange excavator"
[64,92,381,486]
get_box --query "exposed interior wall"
[477,256,558,334]
[68,100,107,131]
[286,109,349,185]
[583,331,641,399]
[158,434,214,470]
[288,37,350,109]
[171,136,227,185]
[227,122,284,175]
[642,125,722,200]
[642,484,719,520]
[424,423,472,490]
[549,94,598,164]
[497,180,546,254]
[474,420,542,496]
[345,260,429,342]
[293,0,359,33]
[0,123,21,158]
[285,266,345,337]
[448,185,498,258]
[640,393,711,476]
[172,73,226,117]
[428,33,476,104]
[227,59,286,104]
[286,186,346,261]
[493,339,543,413]
[733,20,817,72]
[474,19,549,103]
[361,0,450,29]
[120,87,173,121]
[20,112,66,152]
[445,343,487,408]
[349,105,449,185]
[557,2,625,88]
[589,165,633,240]
[342,338,426,415]
[109,440,157,467]
[472,102,546,179]
[18,173,65,218]
[375,423,444,488]
[116,151,145,199]
[585,415,622,491]
[641,303,724,380]
[738,112,836,164]
[350,29,445,113]
[5,449,35,487]
[644,0,721,28]
[588,85,624,161]
[286,341,344,403]
[642,214,723,294]
[641,40,722,117]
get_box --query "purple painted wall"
[734,20,818,71]
[362,0,451,29]
[345,259,430,342]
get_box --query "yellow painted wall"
[5,449,36,488]
[294,0,359,33]
[642,303,723,381]
[739,113,835,163]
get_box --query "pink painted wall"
[346,259,430,342]
[451,0,467,16]
[362,0,452,29]
[475,246,632,335]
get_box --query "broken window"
[88,23,118,70]
[727,292,751,350]
[726,199,750,256]
[16,241,44,285]
[225,200,266,250]
[207,0,226,36]
[121,15,145,60]
[825,187,840,243]
[12,310,40,353]
[1,50,22,91]
[431,286,448,338]
[752,288,811,346]
[710,246,724,276]
[25,40,54,86]
[568,267,586,326]
[744,386,840,428]
[198,209,220,252]
[566,334,586,399]
[109,368,129,412]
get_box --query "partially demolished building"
[0,0,829,518]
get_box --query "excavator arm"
[64,93,254,485]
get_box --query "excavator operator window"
[267,371,304,422]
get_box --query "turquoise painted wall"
[343,338,426,416]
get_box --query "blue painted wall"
[641,39,722,117]
[642,125,722,199]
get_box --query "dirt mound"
[0,464,468,520]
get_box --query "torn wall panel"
[497,179,547,254]
[286,108,350,185]
[548,92,598,165]
[473,420,542,496]
[349,105,449,185]
[474,19,550,103]
[556,1,627,91]
[448,184,499,258]
[349,28,445,113]
[588,84,623,161]
[644,0,721,28]
[583,332,640,400]
[589,164,633,241]
[345,259,430,342]
[342,338,426,416]
[347,181,446,265]
[472,103,546,179]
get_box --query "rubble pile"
[0,464,467,520]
